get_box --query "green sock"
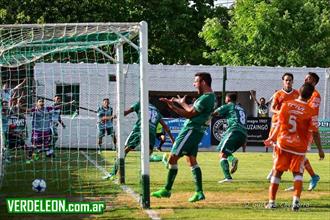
[227,154,234,163]
[220,159,232,179]
[165,166,178,191]
[192,166,203,192]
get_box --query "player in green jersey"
[104,101,174,179]
[213,93,247,183]
[151,72,215,202]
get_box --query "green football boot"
[188,191,205,202]
[151,188,171,198]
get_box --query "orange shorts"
[273,147,305,173]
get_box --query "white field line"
[80,151,161,220]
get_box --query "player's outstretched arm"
[124,107,134,116]
[266,95,273,105]
[173,95,194,113]
[12,78,27,91]
[159,119,174,144]
[160,97,198,119]
[58,100,75,108]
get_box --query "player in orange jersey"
[269,73,299,137]
[266,73,299,179]
[285,72,322,191]
[264,83,324,211]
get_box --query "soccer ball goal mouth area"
[0,21,152,210]
[0,23,141,67]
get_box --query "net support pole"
[323,69,329,119]
[221,66,227,105]
[0,76,4,187]
[116,43,125,184]
[139,21,150,209]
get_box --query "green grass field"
[0,150,329,219]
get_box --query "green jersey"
[214,103,247,136]
[184,92,216,132]
[131,102,162,136]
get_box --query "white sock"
[293,196,300,204]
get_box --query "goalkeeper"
[97,98,117,153]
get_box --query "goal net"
[0,22,151,209]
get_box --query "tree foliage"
[199,0,330,67]
[0,0,229,65]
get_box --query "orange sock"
[304,159,315,177]
[269,176,280,201]
[294,180,303,198]
[269,183,279,200]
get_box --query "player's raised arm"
[12,78,27,92]
[124,107,134,116]
[174,95,194,112]
[55,100,75,109]
[160,96,199,119]
[250,90,260,105]
[266,95,273,106]
[159,119,174,144]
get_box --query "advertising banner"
[211,117,271,146]
[157,118,211,148]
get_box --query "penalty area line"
[80,151,161,220]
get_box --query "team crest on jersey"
[212,118,228,141]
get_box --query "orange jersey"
[276,99,318,154]
[307,89,321,116]
[271,89,299,123]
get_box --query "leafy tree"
[128,0,229,64]
[199,0,330,67]
[0,0,229,64]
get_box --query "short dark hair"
[226,93,237,102]
[37,98,44,102]
[307,72,319,85]
[300,83,314,100]
[282,72,294,80]
[260,97,266,102]
[195,72,212,87]
[103,98,109,101]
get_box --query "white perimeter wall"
[33,63,329,148]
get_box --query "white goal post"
[0,21,151,208]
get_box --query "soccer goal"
[0,22,151,208]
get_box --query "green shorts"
[98,127,115,138]
[171,127,204,157]
[217,130,247,156]
[125,128,155,150]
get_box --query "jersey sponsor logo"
[287,102,305,111]
[9,117,26,127]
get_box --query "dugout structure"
[0,22,151,208]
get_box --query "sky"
[215,0,235,7]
